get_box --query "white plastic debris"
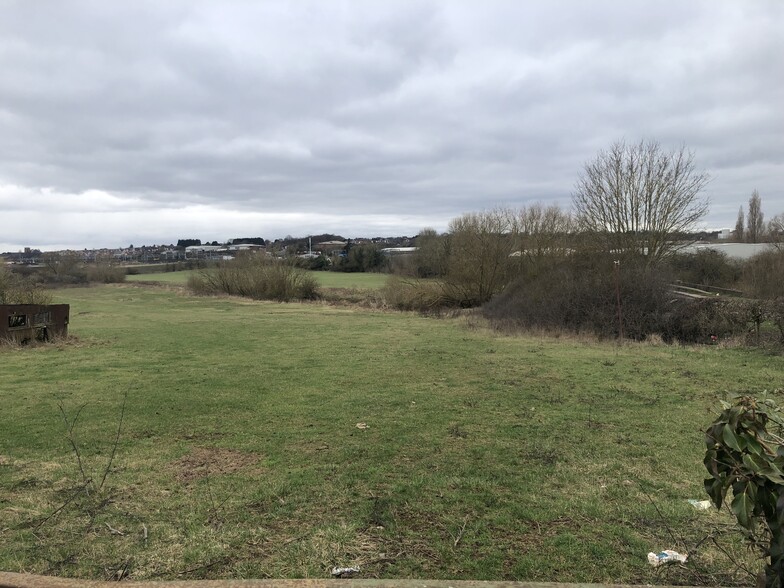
[647,550,688,567]
[687,499,712,510]
[331,566,360,577]
[355,422,369,430]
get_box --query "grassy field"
[125,269,200,284]
[126,269,388,290]
[1,284,782,584]
[305,271,388,290]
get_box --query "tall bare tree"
[734,206,745,242]
[746,189,764,243]
[443,208,515,305]
[413,228,449,278]
[572,140,709,263]
[510,203,572,276]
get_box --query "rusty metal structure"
[0,304,69,344]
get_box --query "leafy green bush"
[333,244,387,273]
[704,396,784,588]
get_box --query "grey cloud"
[0,0,782,248]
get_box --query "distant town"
[5,224,770,269]
[1,234,417,265]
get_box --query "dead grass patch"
[170,447,263,484]
[317,287,384,309]
[0,334,83,351]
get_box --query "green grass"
[306,271,388,289]
[126,269,200,284]
[127,269,388,290]
[1,284,781,584]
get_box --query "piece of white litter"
[355,422,369,430]
[331,566,360,577]
[687,499,712,510]
[647,550,687,567]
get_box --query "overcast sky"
[1,1,782,250]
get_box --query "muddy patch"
[171,447,263,483]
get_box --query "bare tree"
[768,212,784,249]
[42,251,83,279]
[746,189,764,243]
[0,265,52,304]
[443,209,516,305]
[510,203,573,276]
[413,228,449,278]
[572,140,709,263]
[734,206,745,242]
[421,206,572,305]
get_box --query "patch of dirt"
[171,447,263,483]
[176,431,225,442]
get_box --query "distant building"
[679,242,773,260]
[380,247,418,255]
[314,241,347,255]
[185,245,224,259]
[226,244,265,252]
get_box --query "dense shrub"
[771,299,784,343]
[742,248,784,299]
[27,252,126,285]
[0,266,52,304]
[666,249,742,288]
[381,276,457,311]
[483,254,673,340]
[413,228,449,278]
[410,207,572,306]
[442,211,516,306]
[660,298,750,343]
[188,254,318,302]
[86,264,126,283]
[483,253,761,343]
[85,256,126,283]
[303,255,331,271]
[40,251,88,284]
[333,244,388,273]
[388,253,417,277]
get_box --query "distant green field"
[125,269,199,284]
[127,269,389,289]
[1,283,779,584]
[307,271,388,289]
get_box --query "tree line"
[383,139,784,344]
[734,190,782,243]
